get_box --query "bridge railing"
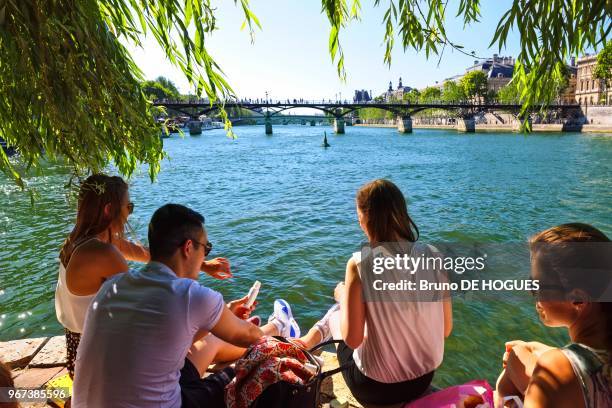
[153,98,579,107]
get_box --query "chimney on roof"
[570,56,576,66]
[493,53,498,62]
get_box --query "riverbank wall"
[355,123,612,133]
[355,105,612,133]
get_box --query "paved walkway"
[1,336,68,407]
[1,336,386,408]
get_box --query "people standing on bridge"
[55,174,232,379]
[292,179,453,406]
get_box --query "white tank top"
[55,240,97,333]
[352,242,446,383]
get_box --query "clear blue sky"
[128,0,523,100]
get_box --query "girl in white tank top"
[56,175,137,378]
[55,239,98,333]
[295,179,453,406]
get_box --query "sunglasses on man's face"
[127,202,134,214]
[190,239,213,256]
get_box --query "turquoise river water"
[1,125,611,387]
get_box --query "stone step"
[10,366,67,408]
[29,336,67,368]
[3,337,418,407]
[13,366,65,388]
[0,337,48,369]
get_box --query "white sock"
[270,317,284,336]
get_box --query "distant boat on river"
[199,118,224,131]
[322,132,331,148]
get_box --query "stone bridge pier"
[512,117,532,131]
[396,116,413,133]
[456,116,476,132]
[265,112,273,134]
[333,117,345,134]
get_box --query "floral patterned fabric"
[225,336,316,408]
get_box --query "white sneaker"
[268,299,301,338]
[313,303,340,343]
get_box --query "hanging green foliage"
[0,0,259,189]
[321,0,610,119]
[0,0,609,191]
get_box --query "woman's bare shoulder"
[524,348,584,408]
[346,256,359,275]
[68,239,128,273]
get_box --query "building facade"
[435,54,515,92]
[353,89,372,103]
[575,54,611,106]
[559,61,577,104]
[465,54,515,92]
[381,78,414,101]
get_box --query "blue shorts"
[180,358,235,408]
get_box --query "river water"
[1,125,610,386]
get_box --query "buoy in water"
[322,132,331,148]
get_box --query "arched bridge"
[153,100,581,134]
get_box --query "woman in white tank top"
[55,174,233,378]
[296,179,453,406]
[55,174,143,378]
